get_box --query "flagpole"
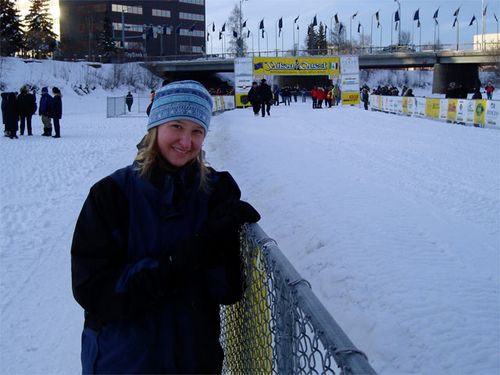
[419,22,421,51]
[391,12,394,46]
[282,24,284,55]
[380,23,383,48]
[293,20,296,54]
[456,19,459,51]
[257,27,260,56]
[481,0,484,50]
[370,14,373,53]
[275,20,278,57]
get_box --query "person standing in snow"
[1,92,19,139]
[17,85,37,136]
[247,81,261,116]
[51,87,62,138]
[125,91,134,112]
[39,87,53,136]
[258,78,273,117]
[485,82,494,100]
[71,80,260,374]
[361,87,370,110]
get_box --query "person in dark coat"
[471,87,482,99]
[39,87,53,136]
[1,92,19,139]
[257,79,273,117]
[71,80,260,374]
[247,81,261,116]
[125,91,134,112]
[361,87,370,110]
[17,85,37,136]
[51,87,62,138]
[404,88,414,97]
[146,89,156,117]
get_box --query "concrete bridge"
[142,50,498,93]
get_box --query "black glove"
[203,199,260,239]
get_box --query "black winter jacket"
[51,95,62,119]
[72,160,244,374]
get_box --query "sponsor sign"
[415,97,426,117]
[425,98,440,118]
[447,99,458,122]
[341,74,359,92]
[473,100,487,126]
[456,99,467,123]
[252,57,340,76]
[340,56,359,74]
[466,100,475,123]
[234,57,253,108]
[341,91,360,105]
[485,100,499,126]
[439,99,448,120]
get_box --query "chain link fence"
[106,96,151,117]
[220,224,377,375]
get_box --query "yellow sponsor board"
[253,57,340,76]
[447,99,458,121]
[402,97,409,114]
[235,93,251,108]
[425,98,440,118]
[473,99,487,126]
[341,91,360,105]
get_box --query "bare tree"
[226,4,247,57]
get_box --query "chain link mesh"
[219,227,345,375]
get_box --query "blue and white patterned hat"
[147,80,213,133]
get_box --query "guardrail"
[369,95,499,128]
[220,224,377,374]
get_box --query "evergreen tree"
[98,9,116,59]
[317,22,327,54]
[226,4,247,57]
[305,24,318,55]
[0,0,25,56]
[24,0,57,58]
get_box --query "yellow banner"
[341,91,360,105]
[473,100,487,126]
[402,97,409,114]
[253,57,340,76]
[447,99,458,121]
[235,93,251,108]
[425,98,440,118]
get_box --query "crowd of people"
[1,85,63,139]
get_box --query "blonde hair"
[134,127,211,190]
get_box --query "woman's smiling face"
[156,120,205,167]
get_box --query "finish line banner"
[252,57,340,76]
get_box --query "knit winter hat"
[147,80,213,133]
[41,87,48,93]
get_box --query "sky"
[206,0,498,53]
[15,0,499,54]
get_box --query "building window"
[113,22,143,32]
[112,4,143,15]
[179,12,205,21]
[179,0,204,5]
[152,9,171,18]
[180,45,203,53]
[179,29,204,38]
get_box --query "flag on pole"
[413,9,419,21]
[294,15,299,23]
[262,29,265,38]
[242,19,247,28]
[495,13,498,22]
[212,23,215,32]
[357,22,361,33]
[395,21,398,30]
[247,30,250,38]
[417,20,420,28]
[352,11,358,19]
[377,21,380,28]
[259,19,264,29]
[453,7,460,17]
[434,18,439,25]
[395,10,400,22]
[339,23,344,34]
[207,33,209,41]
[433,8,439,19]
[278,17,283,37]
[221,23,226,32]
[483,5,487,16]
[312,15,317,27]
[452,17,457,27]
[233,30,238,38]
[469,15,476,26]
[334,14,339,24]
[189,23,196,31]
[375,11,379,22]
[219,31,222,40]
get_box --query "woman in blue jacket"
[71,80,260,374]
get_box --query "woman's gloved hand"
[203,199,261,238]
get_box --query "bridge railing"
[219,223,377,375]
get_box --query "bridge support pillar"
[432,63,480,94]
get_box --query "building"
[59,0,206,59]
[473,33,500,51]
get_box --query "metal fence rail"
[220,224,377,375]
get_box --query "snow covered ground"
[1,58,499,374]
